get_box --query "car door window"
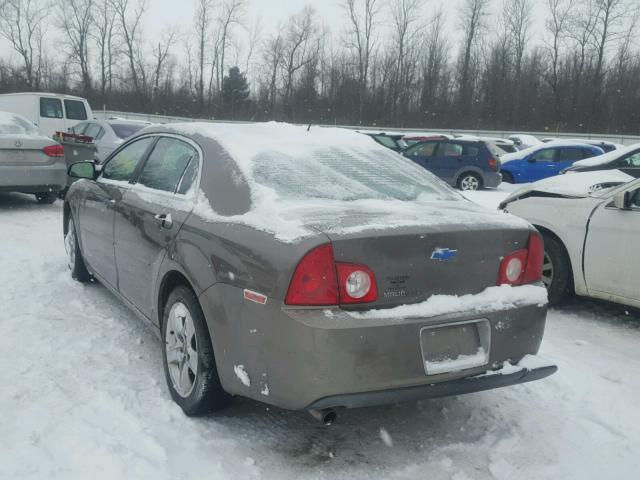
[40,98,63,119]
[406,141,438,157]
[64,100,88,120]
[440,143,463,157]
[618,151,640,167]
[136,137,197,193]
[531,149,555,161]
[557,148,584,161]
[102,137,154,182]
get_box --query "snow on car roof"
[0,111,49,138]
[499,140,602,163]
[572,142,640,167]
[170,122,530,242]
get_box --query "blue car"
[402,139,503,190]
[500,143,604,184]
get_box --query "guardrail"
[96,109,640,145]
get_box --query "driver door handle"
[154,213,173,229]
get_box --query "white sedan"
[500,171,640,307]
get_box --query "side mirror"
[613,191,631,210]
[68,161,96,179]
[527,156,536,163]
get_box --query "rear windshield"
[252,147,458,202]
[486,142,506,157]
[0,113,42,135]
[110,123,145,139]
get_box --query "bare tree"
[94,0,118,101]
[56,0,94,95]
[343,0,380,123]
[217,0,245,95]
[457,0,489,110]
[262,27,284,117]
[503,0,533,80]
[390,0,423,125]
[544,0,575,124]
[0,0,49,89]
[152,30,177,99]
[111,0,147,96]
[281,6,320,121]
[421,6,449,112]
[194,0,214,112]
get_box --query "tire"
[35,192,58,204]
[541,232,573,306]
[458,172,483,191]
[65,216,91,282]
[161,285,233,416]
[501,171,514,184]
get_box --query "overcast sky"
[0,0,548,67]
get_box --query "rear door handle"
[154,213,173,229]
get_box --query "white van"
[0,92,93,137]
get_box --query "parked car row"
[363,131,629,190]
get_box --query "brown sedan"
[64,123,556,422]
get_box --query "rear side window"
[557,148,584,161]
[40,98,63,119]
[462,144,480,156]
[102,137,154,182]
[64,100,88,120]
[137,137,197,193]
[581,148,595,159]
[440,143,463,156]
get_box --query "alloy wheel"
[165,302,198,398]
[460,175,480,191]
[542,251,554,288]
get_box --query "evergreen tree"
[221,67,250,119]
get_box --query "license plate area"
[420,320,491,376]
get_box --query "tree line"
[1,0,639,134]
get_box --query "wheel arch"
[157,270,198,327]
[533,224,575,290]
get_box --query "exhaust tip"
[309,408,337,425]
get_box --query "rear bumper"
[483,172,502,188]
[0,161,67,192]
[308,360,557,409]
[200,284,550,410]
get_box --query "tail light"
[285,244,378,306]
[43,145,65,157]
[488,158,498,171]
[336,263,378,304]
[498,232,544,286]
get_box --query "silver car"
[0,111,66,203]
[71,118,150,162]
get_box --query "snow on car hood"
[571,142,640,167]
[501,170,634,205]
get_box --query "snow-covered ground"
[1,186,639,480]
